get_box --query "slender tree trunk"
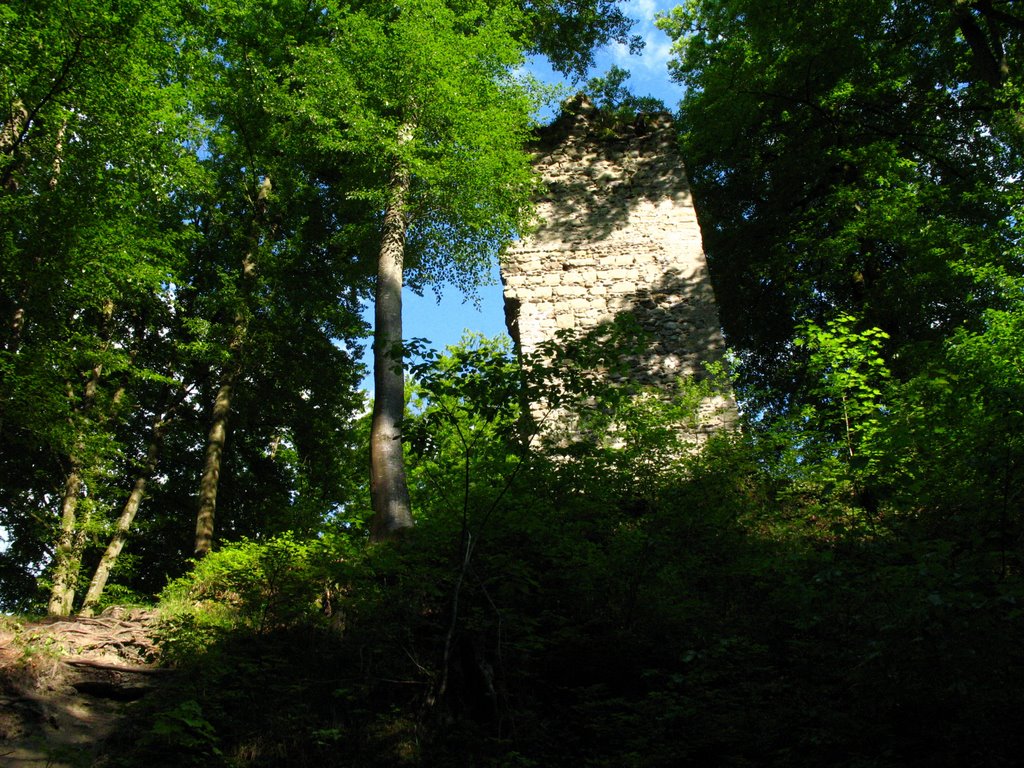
[370,130,414,541]
[193,179,267,558]
[44,298,129,614]
[0,98,27,155]
[47,349,107,616]
[48,116,67,190]
[3,249,43,358]
[48,464,83,615]
[1,99,27,192]
[194,373,235,557]
[80,419,165,616]
[0,302,27,439]
[9,306,25,345]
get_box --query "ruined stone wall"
[500,103,735,441]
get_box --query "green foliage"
[158,533,354,655]
[0,0,635,615]
[659,0,1024,419]
[150,700,222,763]
[516,0,642,77]
[783,314,893,502]
[584,64,667,119]
[405,333,524,530]
[799,315,890,437]
[0,0,211,612]
[104,323,1024,767]
[292,0,538,297]
[1,0,372,610]
[5,2,1024,766]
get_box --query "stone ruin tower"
[500,99,735,444]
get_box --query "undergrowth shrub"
[107,326,1024,767]
[156,532,354,660]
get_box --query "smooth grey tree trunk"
[370,134,414,541]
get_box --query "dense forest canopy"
[659,0,1024,526]
[1,0,1023,766]
[0,0,633,608]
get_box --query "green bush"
[156,533,350,660]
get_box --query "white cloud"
[643,39,674,71]
[612,0,678,74]
[610,40,632,65]
[593,0,682,107]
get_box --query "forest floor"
[0,608,166,767]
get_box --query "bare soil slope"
[0,608,166,767]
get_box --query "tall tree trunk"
[48,115,67,190]
[1,98,28,192]
[193,178,268,558]
[194,373,235,557]
[80,418,165,616]
[0,98,27,156]
[47,464,83,615]
[47,348,107,616]
[3,249,43,358]
[370,132,414,541]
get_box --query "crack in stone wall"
[500,101,735,442]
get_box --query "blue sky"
[359,0,683,388]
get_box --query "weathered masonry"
[500,100,735,442]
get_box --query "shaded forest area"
[2,0,1024,765]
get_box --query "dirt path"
[0,608,166,767]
